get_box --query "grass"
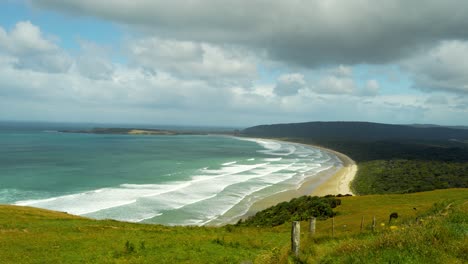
[305,200,468,263]
[1,189,467,263]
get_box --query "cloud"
[228,87,451,125]
[0,21,56,54]
[0,21,72,73]
[274,73,305,96]
[32,0,468,67]
[425,95,448,105]
[126,37,257,85]
[361,80,380,96]
[1,12,467,126]
[313,74,356,95]
[73,40,114,80]
[402,40,468,94]
[293,65,378,96]
[331,65,353,78]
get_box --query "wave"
[12,137,342,225]
[222,161,237,166]
[264,157,282,162]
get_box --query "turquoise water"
[0,122,342,225]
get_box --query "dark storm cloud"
[32,0,468,67]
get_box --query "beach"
[308,145,357,196]
[236,140,357,221]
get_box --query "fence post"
[291,221,300,257]
[309,217,316,236]
[360,216,364,233]
[372,216,376,232]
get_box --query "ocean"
[0,122,342,225]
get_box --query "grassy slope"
[307,190,468,263]
[1,189,467,263]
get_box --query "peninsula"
[59,127,207,136]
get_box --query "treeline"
[283,138,468,163]
[242,121,468,195]
[352,160,468,194]
[236,195,342,227]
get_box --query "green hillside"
[1,189,466,263]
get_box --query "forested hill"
[242,121,468,142]
[243,121,468,194]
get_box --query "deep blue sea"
[0,122,341,225]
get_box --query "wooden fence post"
[360,216,364,233]
[309,217,316,236]
[372,216,376,232]
[291,221,300,257]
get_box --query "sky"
[1,0,468,127]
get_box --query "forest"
[242,121,468,195]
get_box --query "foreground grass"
[1,189,466,263]
[299,189,468,263]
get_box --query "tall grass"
[300,198,468,263]
[0,189,466,263]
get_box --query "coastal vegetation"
[242,121,468,195]
[236,196,342,227]
[352,159,468,194]
[1,189,466,263]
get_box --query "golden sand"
[238,140,357,220]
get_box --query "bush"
[237,196,341,227]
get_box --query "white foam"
[13,137,342,225]
[135,213,163,223]
[264,157,282,162]
[222,161,237,166]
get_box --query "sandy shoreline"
[233,139,357,222]
[307,144,357,196]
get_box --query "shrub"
[237,196,341,227]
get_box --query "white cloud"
[127,37,257,85]
[304,65,357,95]
[361,79,380,96]
[273,66,380,97]
[314,75,356,95]
[0,21,56,54]
[0,21,72,73]
[402,40,468,94]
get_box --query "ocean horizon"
[0,122,342,226]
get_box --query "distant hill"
[409,124,468,130]
[242,121,468,142]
